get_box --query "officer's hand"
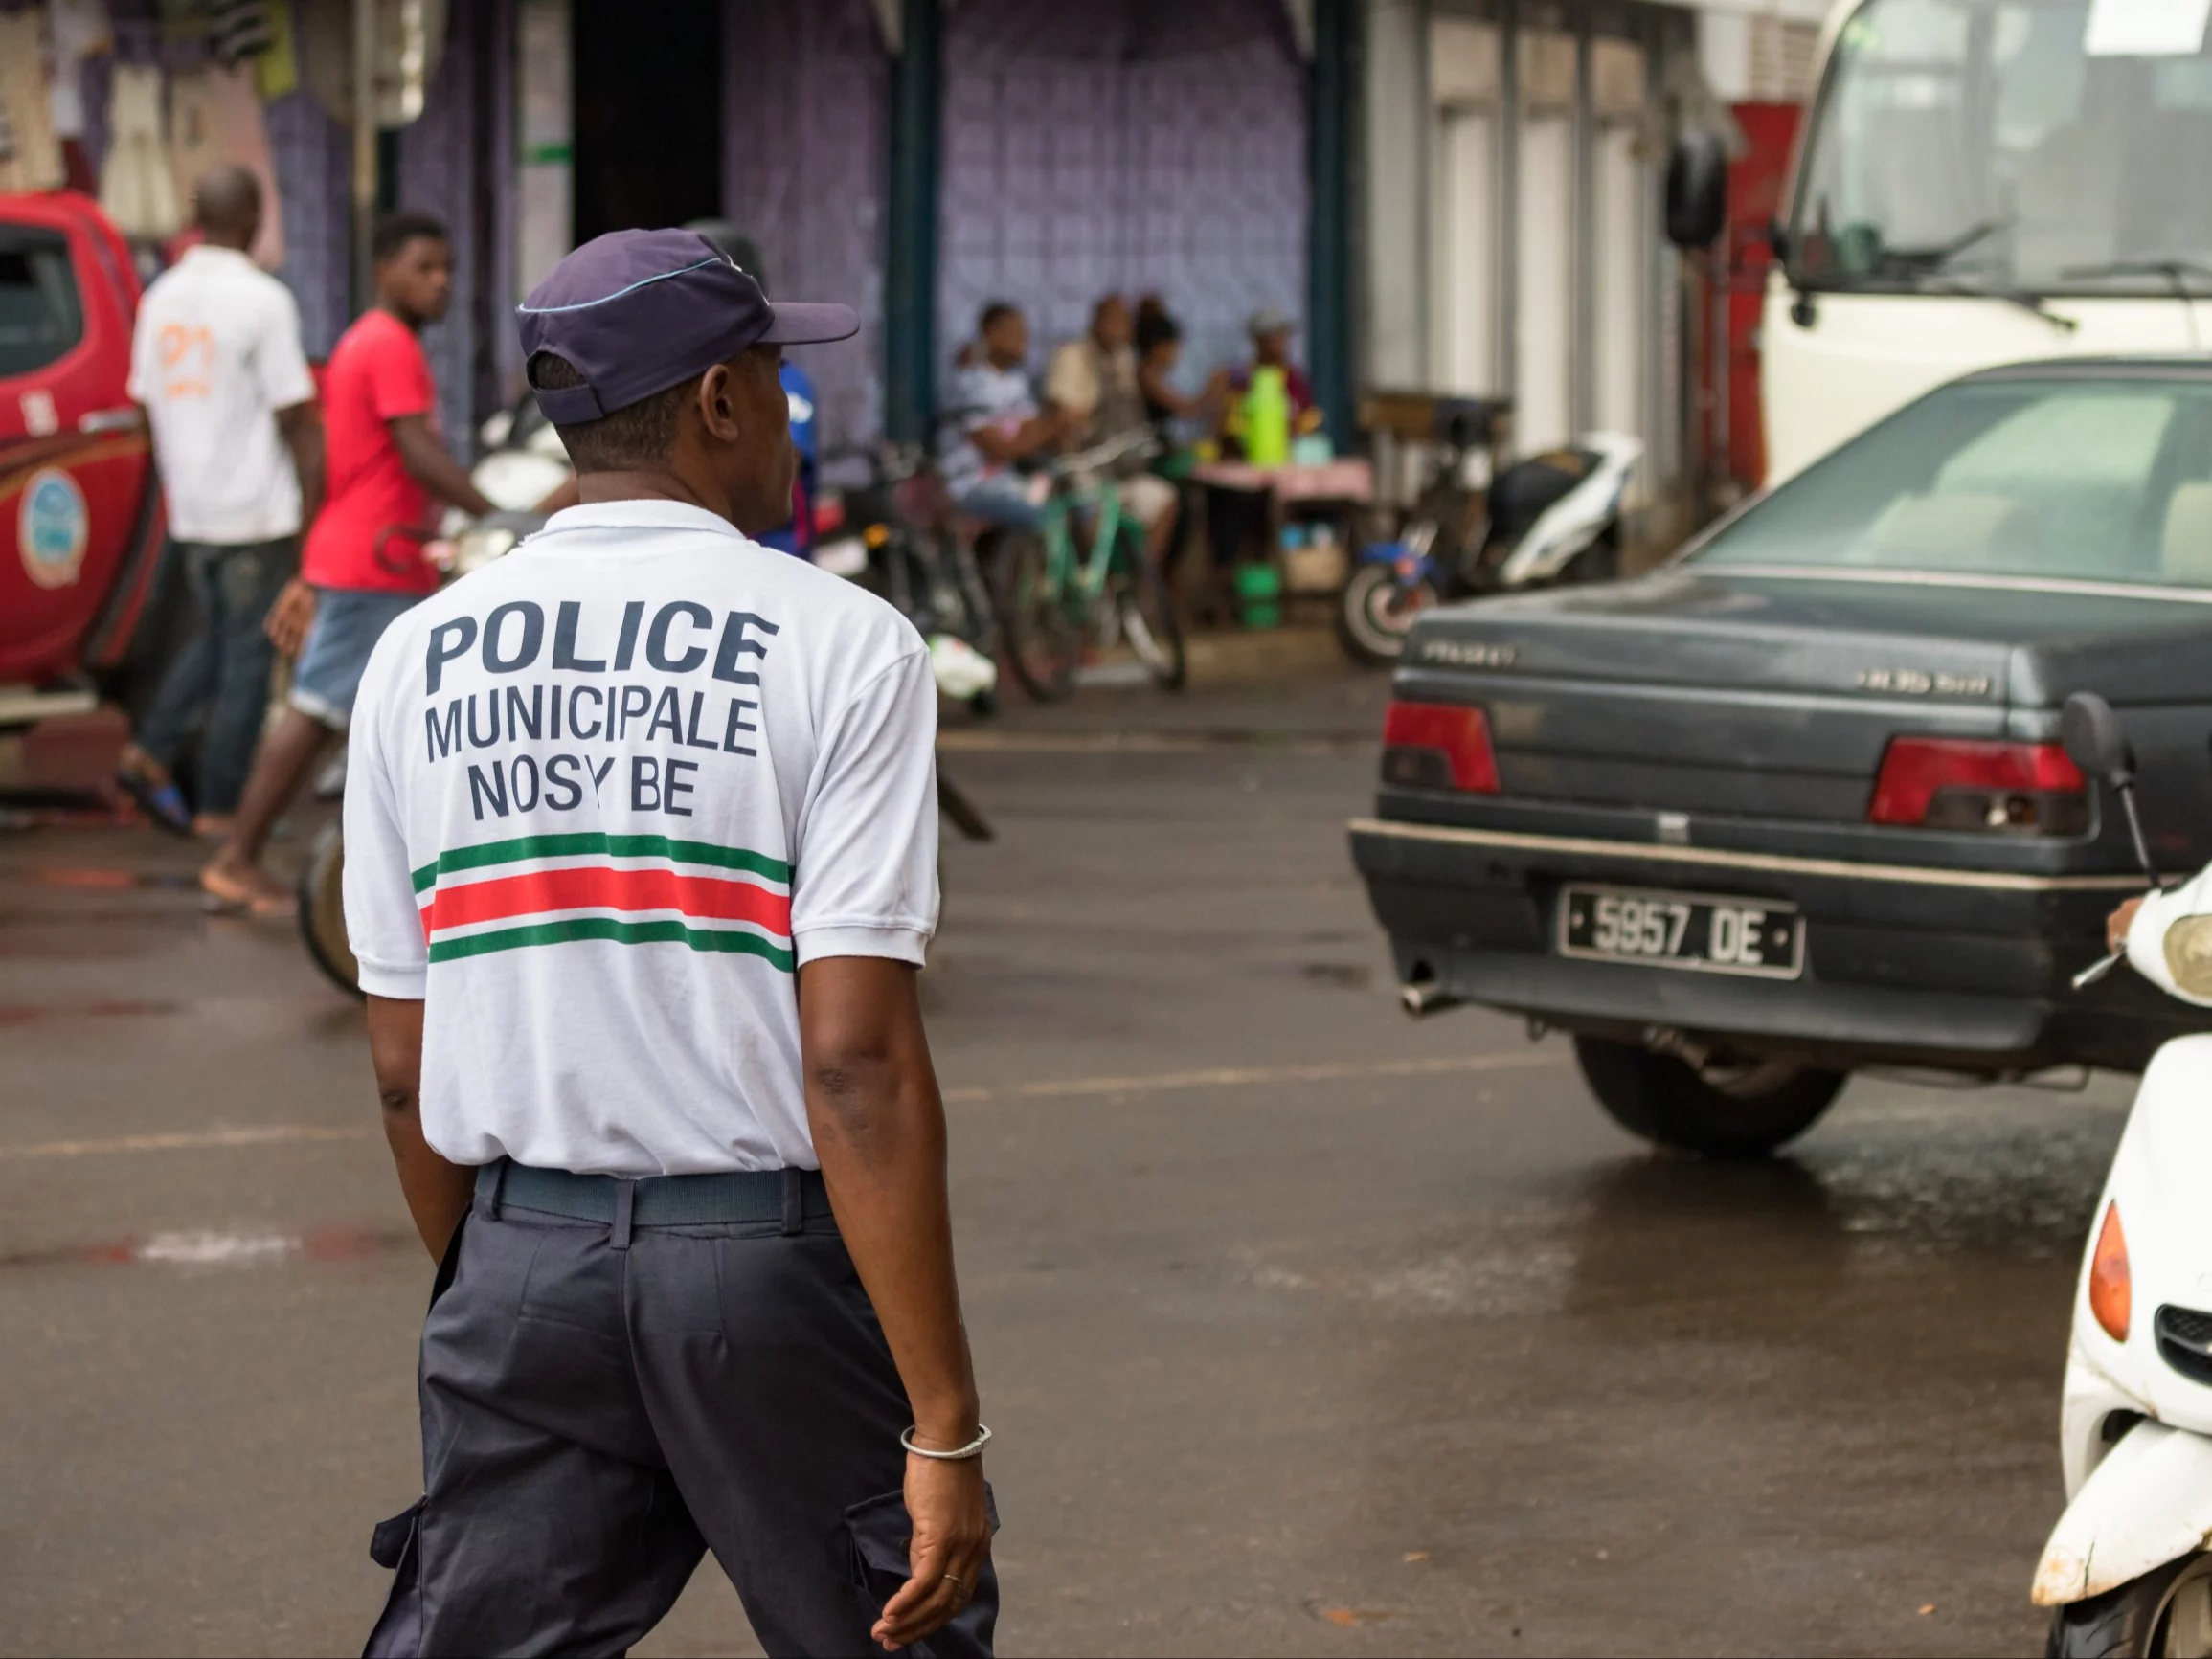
[264,580,317,657]
[871,1452,990,1651]
[2110,895,2148,955]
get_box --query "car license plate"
[1558,885,1804,980]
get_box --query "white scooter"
[2035,692,2212,1657]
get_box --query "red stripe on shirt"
[420,864,794,940]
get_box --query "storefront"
[1362,0,1823,532]
[11,0,1815,521]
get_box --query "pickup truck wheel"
[1572,1037,1846,1158]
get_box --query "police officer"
[343,229,995,1656]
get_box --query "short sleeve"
[788,648,940,966]
[367,325,436,423]
[342,632,430,998]
[254,283,317,411]
[954,366,995,431]
[125,295,156,405]
[1044,342,1095,416]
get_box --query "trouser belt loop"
[611,1178,637,1251]
[473,1158,507,1222]
[780,1168,803,1236]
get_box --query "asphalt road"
[0,664,2129,1657]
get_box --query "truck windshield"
[1791,0,2212,295]
[1690,377,2212,588]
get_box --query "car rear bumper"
[1349,816,2199,1073]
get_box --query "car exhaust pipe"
[1401,978,1461,1019]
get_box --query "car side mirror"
[1665,132,1729,251]
[2062,691,2136,788]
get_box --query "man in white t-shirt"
[939,301,1069,530]
[345,230,995,1657]
[119,165,322,838]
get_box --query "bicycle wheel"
[991,529,1083,702]
[1113,524,1186,690]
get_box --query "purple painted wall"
[720,0,890,450]
[938,0,1309,397]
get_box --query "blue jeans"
[135,538,295,815]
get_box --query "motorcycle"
[2035,691,2212,1656]
[1336,427,1643,666]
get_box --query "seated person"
[941,301,1070,528]
[1046,293,1179,557]
[1207,306,1326,583]
[1218,305,1322,458]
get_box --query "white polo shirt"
[126,244,316,545]
[341,500,941,1177]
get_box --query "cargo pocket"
[843,1485,1001,1658]
[361,1499,424,1658]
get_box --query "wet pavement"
[0,666,2127,1656]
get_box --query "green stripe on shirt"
[411,832,794,893]
[425,914,798,972]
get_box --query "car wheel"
[2048,1553,2212,1657]
[1572,1036,1845,1158]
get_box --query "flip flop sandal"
[199,867,297,919]
[116,770,192,837]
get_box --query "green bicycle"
[991,430,1187,700]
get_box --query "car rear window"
[1691,377,2212,590]
[0,228,84,380]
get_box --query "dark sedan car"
[1351,360,2212,1156]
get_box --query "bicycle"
[818,442,1001,711]
[990,429,1186,701]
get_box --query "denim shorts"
[952,474,1046,530]
[292,587,423,729]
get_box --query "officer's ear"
[694,360,745,443]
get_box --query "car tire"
[2047,1553,2212,1657]
[1572,1036,1846,1158]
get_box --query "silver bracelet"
[901,1424,992,1461]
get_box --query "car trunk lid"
[1393,570,2180,823]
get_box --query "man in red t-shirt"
[203,212,498,914]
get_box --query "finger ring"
[943,1574,967,1592]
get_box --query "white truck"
[1678,0,2212,482]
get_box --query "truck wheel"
[2047,1553,2212,1656]
[1571,1036,1845,1158]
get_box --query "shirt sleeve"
[367,325,437,423]
[1044,342,1095,415]
[788,647,940,966]
[2129,864,2212,1007]
[125,295,156,405]
[342,631,430,998]
[254,285,318,412]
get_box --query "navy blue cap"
[518,229,858,424]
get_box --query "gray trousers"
[363,1174,999,1658]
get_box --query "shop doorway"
[571,0,722,244]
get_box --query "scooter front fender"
[2033,1419,2212,1605]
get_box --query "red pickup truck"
[0,191,171,728]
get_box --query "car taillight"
[1867,737,2086,834]
[2090,1201,2131,1342]
[1381,701,1499,793]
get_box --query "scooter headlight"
[2090,1201,2132,1342]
